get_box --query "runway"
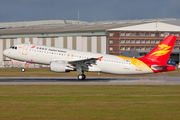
[0,77,179,85]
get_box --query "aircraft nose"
[3,49,8,57]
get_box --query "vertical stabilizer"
[139,35,177,64]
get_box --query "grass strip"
[0,85,180,120]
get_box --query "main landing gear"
[77,66,86,80]
[21,68,26,72]
[77,74,86,80]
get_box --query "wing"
[67,56,103,73]
[68,58,98,68]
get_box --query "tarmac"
[0,77,179,85]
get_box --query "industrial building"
[0,18,180,67]
[107,19,180,64]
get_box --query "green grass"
[0,68,179,77]
[0,86,180,120]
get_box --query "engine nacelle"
[50,61,69,72]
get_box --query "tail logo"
[150,44,172,56]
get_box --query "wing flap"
[67,57,102,72]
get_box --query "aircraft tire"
[83,74,86,79]
[21,68,26,72]
[78,74,86,80]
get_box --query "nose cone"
[3,49,8,57]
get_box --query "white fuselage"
[3,44,153,74]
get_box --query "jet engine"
[50,61,71,72]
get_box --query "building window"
[141,40,145,44]
[146,32,150,36]
[165,32,170,37]
[175,33,179,36]
[126,32,130,36]
[175,40,178,44]
[150,40,155,44]
[160,33,164,37]
[170,33,174,35]
[120,46,125,50]
[109,33,114,36]
[120,40,125,43]
[109,47,113,51]
[126,40,130,43]
[131,40,135,43]
[155,33,159,37]
[151,33,155,37]
[146,46,150,51]
[125,47,130,51]
[150,46,154,50]
[130,46,135,50]
[155,40,160,44]
[109,40,113,44]
[131,32,135,36]
[120,32,125,36]
[146,40,150,44]
[136,32,140,36]
[136,47,140,51]
[174,47,179,50]
[141,47,145,51]
[136,40,140,44]
[141,32,145,36]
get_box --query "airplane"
[3,35,177,80]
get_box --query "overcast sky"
[0,0,180,22]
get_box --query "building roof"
[0,18,178,36]
[108,22,180,32]
[162,19,180,26]
[0,22,144,35]
[0,20,88,28]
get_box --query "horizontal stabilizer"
[151,65,176,71]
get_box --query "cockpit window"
[10,46,17,50]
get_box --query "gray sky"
[0,0,180,22]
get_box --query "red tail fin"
[139,35,177,64]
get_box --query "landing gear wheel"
[21,68,26,72]
[78,74,86,80]
[83,74,86,79]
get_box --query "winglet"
[97,56,103,61]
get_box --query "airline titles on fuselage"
[35,46,66,53]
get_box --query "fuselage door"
[22,45,29,55]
